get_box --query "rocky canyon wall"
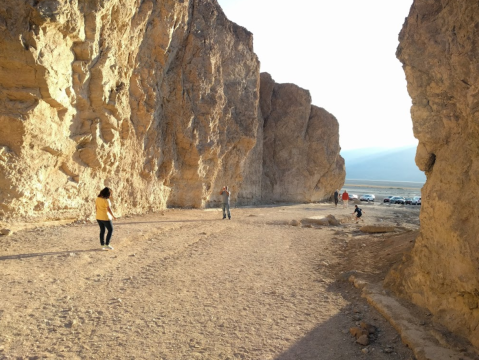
[385,0,479,348]
[259,73,345,203]
[0,0,344,221]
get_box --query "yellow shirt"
[96,197,111,220]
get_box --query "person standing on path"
[334,189,339,207]
[342,190,349,208]
[220,185,231,219]
[95,187,117,250]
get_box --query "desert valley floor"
[0,202,425,359]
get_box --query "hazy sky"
[217,0,415,151]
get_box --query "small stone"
[384,346,394,354]
[65,319,78,328]
[361,348,369,354]
[0,228,12,236]
[350,327,367,338]
[360,321,377,334]
[356,334,369,346]
[352,314,362,321]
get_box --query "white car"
[349,194,358,200]
[360,194,375,202]
[412,196,421,205]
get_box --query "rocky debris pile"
[350,321,377,346]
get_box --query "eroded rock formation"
[0,0,344,221]
[385,0,479,348]
[260,73,345,203]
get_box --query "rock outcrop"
[385,0,479,348]
[0,0,344,221]
[260,73,345,203]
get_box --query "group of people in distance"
[94,184,366,251]
[94,185,233,251]
[333,189,352,208]
[333,189,364,224]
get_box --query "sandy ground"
[0,201,423,359]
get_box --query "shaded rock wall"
[385,0,479,348]
[260,73,345,203]
[0,0,344,221]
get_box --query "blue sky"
[216,0,415,151]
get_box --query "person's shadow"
[0,249,103,261]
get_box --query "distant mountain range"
[341,145,426,182]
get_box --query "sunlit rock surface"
[0,0,344,221]
[385,0,479,348]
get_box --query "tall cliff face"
[260,73,345,203]
[386,0,479,347]
[0,0,344,221]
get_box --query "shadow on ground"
[274,280,414,360]
[0,249,101,261]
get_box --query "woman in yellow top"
[95,187,117,250]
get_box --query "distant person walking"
[95,187,117,250]
[220,185,231,220]
[353,205,364,223]
[334,189,339,207]
[342,190,349,208]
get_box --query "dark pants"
[222,203,230,218]
[97,220,113,246]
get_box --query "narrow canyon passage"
[0,205,415,359]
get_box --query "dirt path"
[0,203,419,359]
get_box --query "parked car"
[383,196,393,203]
[405,198,413,205]
[389,196,406,204]
[349,194,358,200]
[412,196,421,205]
[360,194,375,202]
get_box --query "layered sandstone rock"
[385,0,479,348]
[0,0,344,221]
